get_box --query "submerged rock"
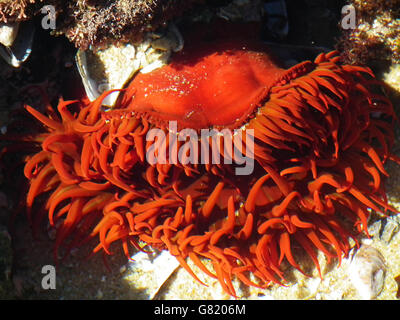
[0,225,13,299]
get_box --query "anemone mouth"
[113,39,288,132]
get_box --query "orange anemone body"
[123,40,284,129]
[20,34,398,297]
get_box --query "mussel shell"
[0,20,34,68]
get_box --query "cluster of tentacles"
[18,51,398,297]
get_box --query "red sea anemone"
[17,28,398,297]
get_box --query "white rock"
[125,250,180,299]
[347,245,386,300]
